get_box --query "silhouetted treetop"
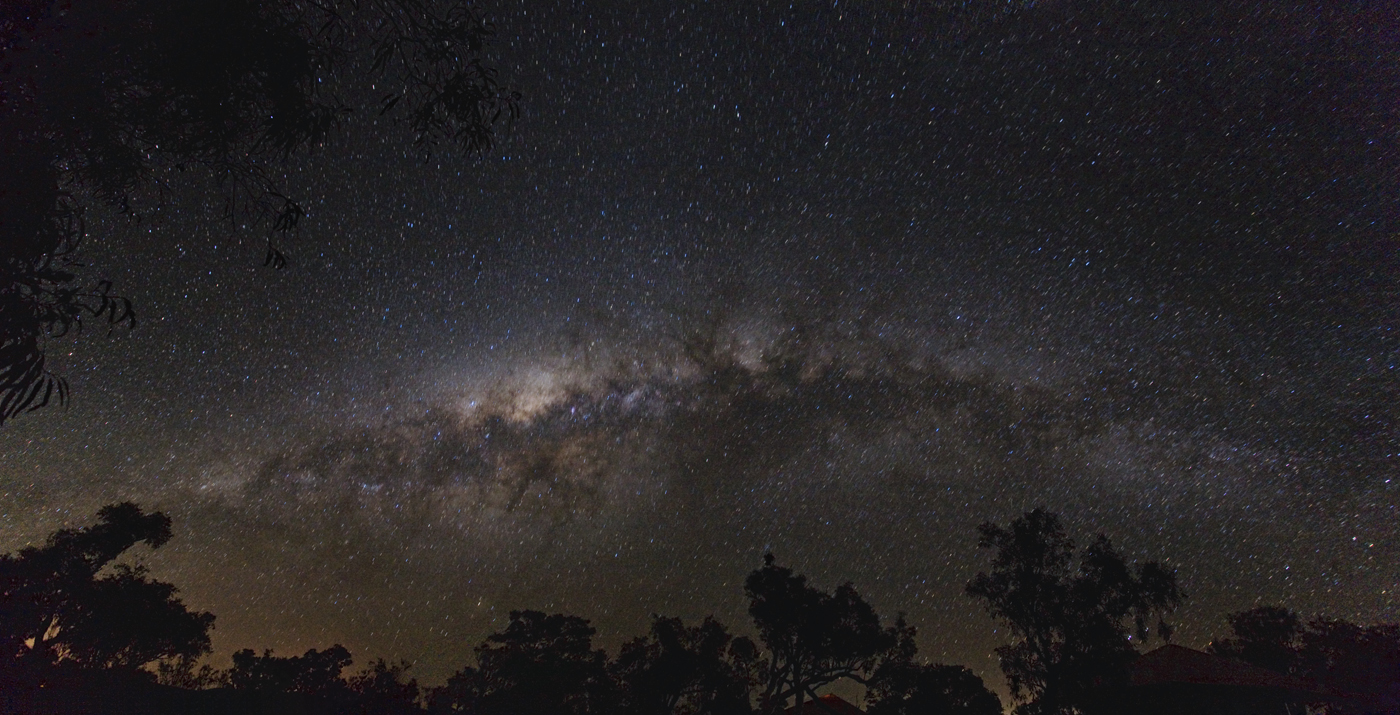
[51,563,214,670]
[967,509,1182,715]
[0,502,212,673]
[1207,605,1303,675]
[866,662,1002,715]
[23,502,172,577]
[1209,605,1400,713]
[228,644,355,697]
[352,658,426,715]
[433,610,613,715]
[745,554,903,714]
[611,615,758,715]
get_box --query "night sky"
[1,0,1396,696]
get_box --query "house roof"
[1131,644,1318,692]
[783,694,867,715]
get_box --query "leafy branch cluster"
[965,509,1182,715]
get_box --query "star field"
[1,0,1396,695]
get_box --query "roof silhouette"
[784,693,867,715]
[1132,644,1318,692]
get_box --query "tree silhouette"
[611,615,759,715]
[224,645,433,714]
[1206,605,1302,675]
[46,563,214,671]
[227,644,355,699]
[351,658,426,715]
[0,0,518,424]
[0,502,213,673]
[965,509,1181,715]
[866,663,1002,715]
[744,554,901,715]
[1300,618,1400,713]
[154,652,225,689]
[1210,606,1400,713]
[432,610,613,715]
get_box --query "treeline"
[1,505,1395,715]
[1209,606,1400,710]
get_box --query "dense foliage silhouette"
[0,503,216,714]
[745,554,903,714]
[0,0,518,424]
[0,502,212,671]
[432,610,614,715]
[351,659,427,715]
[228,644,356,698]
[8,504,1396,715]
[610,616,759,715]
[865,663,1002,715]
[1207,605,1303,675]
[1209,605,1400,714]
[966,509,1182,715]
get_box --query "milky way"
[1,0,1396,694]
